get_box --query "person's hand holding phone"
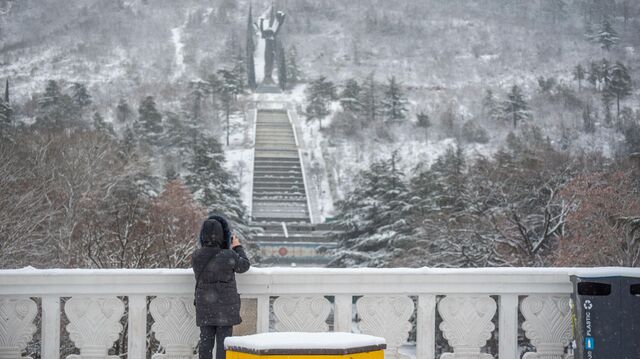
[231,233,241,248]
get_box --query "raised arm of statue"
[274,11,286,35]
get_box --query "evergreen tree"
[339,78,361,114]
[607,62,632,121]
[71,82,92,109]
[416,111,430,137]
[416,111,430,128]
[542,0,567,25]
[231,56,246,98]
[116,98,132,124]
[573,64,586,90]
[502,85,531,128]
[93,111,115,137]
[329,153,412,267]
[481,89,500,121]
[588,61,601,88]
[360,72,380,124]
[207,72,223,126]
[597,18,619,51]
[286,46,301,84]
[246,4,257,90]
[601,90,614,124]
[277,41,287,91]
[430,144,467,211]
[582,103,595,133]
[599,58,612,89]
[188,80,209,124]
[305,76,336,128]
[36,80,78,129]
[0,80,12,134]
[185,132,249,234]
[137,96,163,145]
[381,76,408,123]
[217,69,238,145]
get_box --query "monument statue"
[255,7,285,85]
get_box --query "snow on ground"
[224,110,255,212]
[171,10,191,81]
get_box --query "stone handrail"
[1,267,638,359]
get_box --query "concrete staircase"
[250,107,337,266]
[252,109,310,223]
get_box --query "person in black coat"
[192,215,251,359]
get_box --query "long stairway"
[250,107,336,266]
[252,109,310,223]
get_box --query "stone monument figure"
[255,7,285,85]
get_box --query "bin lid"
[224,332,387,355]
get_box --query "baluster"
[64,296,125,359]
[41,296,60,359]
[520,295,573,359]
[0,297,37,359]
[149,296,198,359]
[499,294,519,359]
[416,294,436,359]
[273,296,331,332]
[333,295,352,333]
[256,295,270,333]
[438,295,496,359]
[356,296,414,359]
[127,295,147,359]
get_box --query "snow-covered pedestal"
[225,332,386,358]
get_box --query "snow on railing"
[1,267,638,359]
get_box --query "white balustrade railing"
[1,267,638,359]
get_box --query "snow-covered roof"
[224,332,386,355]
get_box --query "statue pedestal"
[256,83,282,94]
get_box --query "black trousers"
[199,325,233,359]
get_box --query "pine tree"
[582,103,595,133]
[542,0,567,25]
[430,144,467,211]
[217,69,238,145]
[71,82,92,109]
[116,98,132,124]
[416,111,430,137]
[597,18,619,51]
[601,90,614,125]
[607,62,632,121]
[599,58,612,91]
[381,76,408,123]
[185,132,249,235]
[588,61,600,88]
[305,76,336,128]
[481,89,500,121]
[188,80,209,124]
[329,153,412,267]
[277,42,287,91]
[231,56,246,98]
[36,80,77,130]
[137,96,163,145]
[502,85,531,128]
[0,79,12,133]
[93,111,115,137]
[339,78,361,114]
[286,46,301,84]
[246,4,257,90]
[573,64,586,90]
[360,72,380,124]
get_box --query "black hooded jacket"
[192,221,251,327]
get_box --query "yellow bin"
[225,332,386,359]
